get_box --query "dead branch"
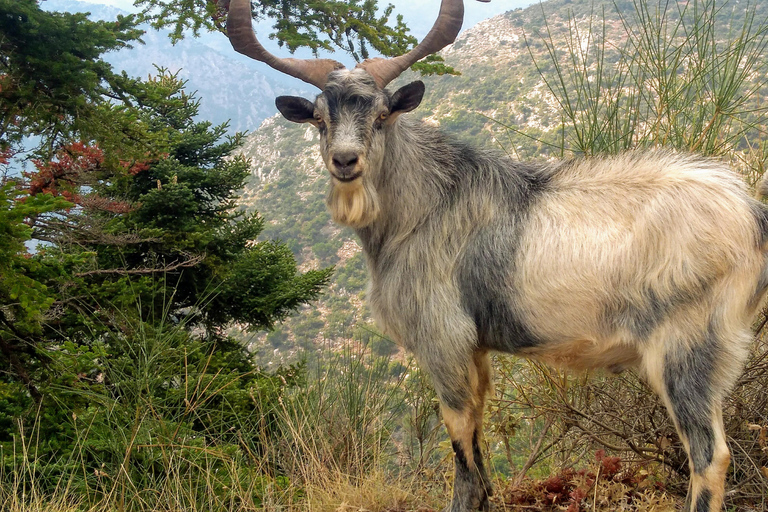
[31,216,159,247]
[512,416,555,487]
[74,254,205,277]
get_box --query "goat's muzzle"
[331,151,361,182]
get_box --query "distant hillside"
[236,0,768,364]
[44,0,310,133]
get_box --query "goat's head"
[224,0,464,227]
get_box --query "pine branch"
[0,310,42,404]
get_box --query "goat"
[223,0,768,510]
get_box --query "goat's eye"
[314,114,325,127]
[374,112,389,130]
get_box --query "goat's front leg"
[429,350,493,512]
[471,351,494,504]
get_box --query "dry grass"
[0,470,683,512]
[0,494,85,512]
[297,470,437,512]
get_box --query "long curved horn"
[358,0,464,88]
[225,0,345,90]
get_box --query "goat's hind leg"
[430,351,494,512]
[643,326,748,512]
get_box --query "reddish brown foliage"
[28,142,104,197]
[501,450,661,511]
[595,449,622,477]
[25,142,135,214]
[120,159,151,175]
[0,147,11,166]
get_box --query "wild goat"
[224,0,768,510]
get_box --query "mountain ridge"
[44,0,310,133]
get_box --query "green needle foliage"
[0,0,144,156]
[136,0,411,55]
[529,0,768,159]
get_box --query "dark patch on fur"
[459,254,542,353]
[472,430,493,499]
[452,440,469,470]
[449,438,477,510]
[694,489,711,512]
[750,200,768,246]
[664,327,718,474]
[457,158,550,354]
[607,287,667,339]
[441,387,470,412]
[323,87,377,124]
[604,274,715,340]
[448,433,489,511]
[357,226,383,263]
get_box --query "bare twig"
[512,416,554,487]
[74,254,205,277]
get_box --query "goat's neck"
[356,118,456,260]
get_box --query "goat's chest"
[363,241,464,348]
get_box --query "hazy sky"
[84,0,537,39]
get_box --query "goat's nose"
[332,152,359,173]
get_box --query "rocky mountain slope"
[236,0,768,364]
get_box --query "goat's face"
[225,0,456,228]
[275,69,425,227]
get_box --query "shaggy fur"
[275,68,768,512]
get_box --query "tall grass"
[270,341,405,482]
[529,0,768,163]
[265,340,448,511]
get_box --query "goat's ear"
[389,81,425,118]
[275,96,315,124]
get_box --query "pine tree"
[0,3,330,493]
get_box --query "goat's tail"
[747,187,768,311]
[755,172,768,201]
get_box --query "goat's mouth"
[331,171,363,183]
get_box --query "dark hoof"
[440,496,494,512]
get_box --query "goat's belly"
[516,337,642,372]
